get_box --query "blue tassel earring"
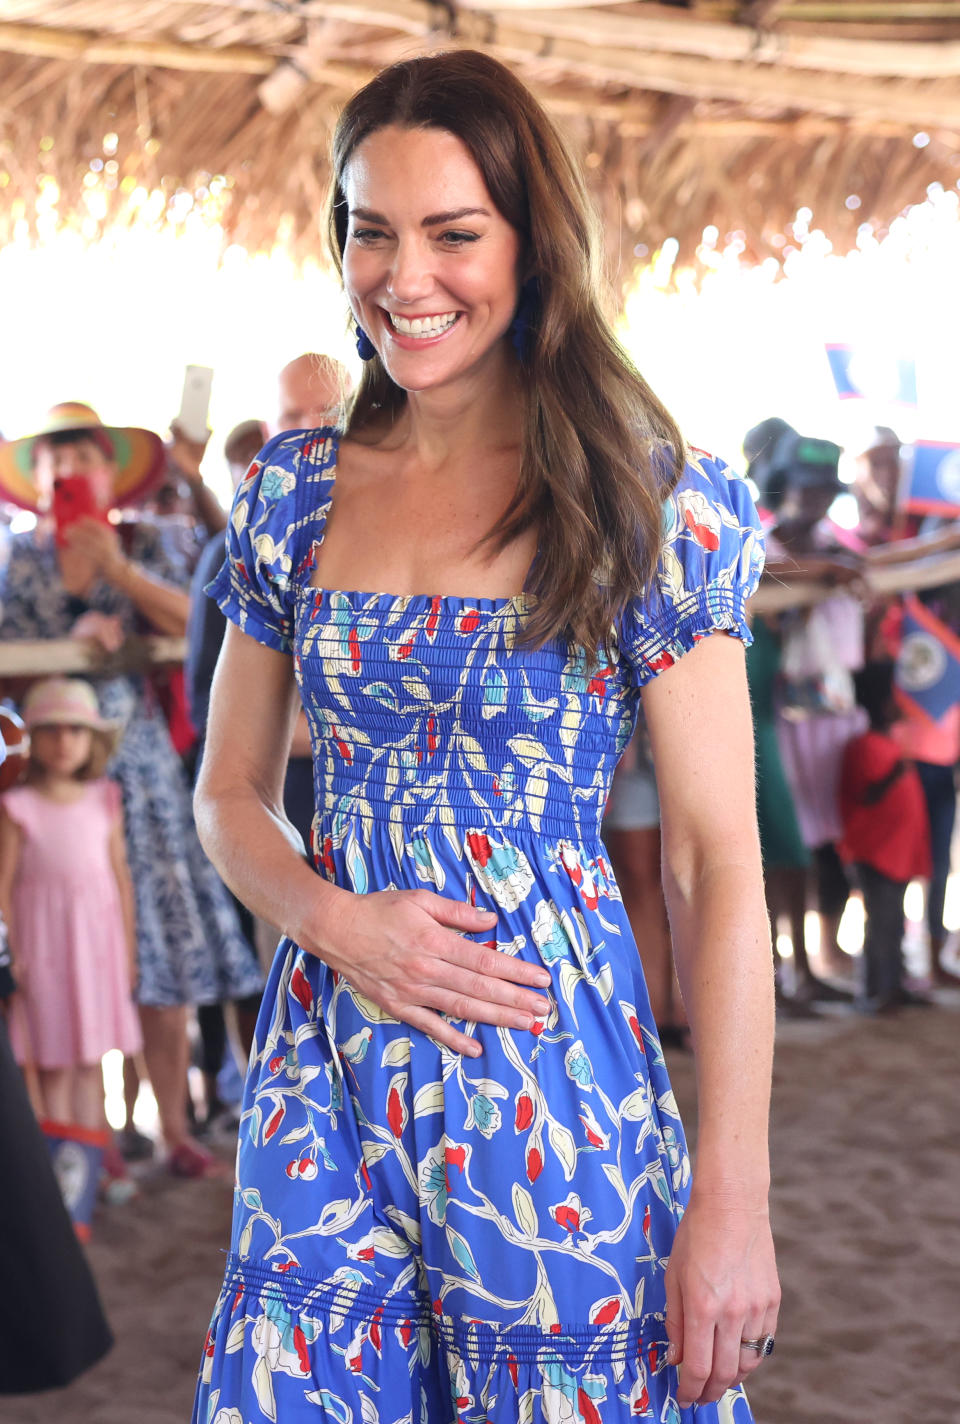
[509,277,540,363]
[355,323,377,362]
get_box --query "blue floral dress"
[195,429,764,1424]
[0,525,263,1008]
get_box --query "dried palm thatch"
[2,0,959,288]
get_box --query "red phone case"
[52,478,109,548]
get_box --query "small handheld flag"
[901,441,960,517]
[895,595,960,725]
[825,345,917,406]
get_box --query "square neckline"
[301,427,534,612]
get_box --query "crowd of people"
[0,352,350,1204]
[617,419,960,1038]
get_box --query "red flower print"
[426,597,442,642]
[348,626,362,672]
[291,966,313,1013]
[466,832,492,867]
[578,1388,602,1424]
[553,1203,580,1233]
[591,1298,621,1325]
[320,835,335,877]
[526,1145,543,1182]
[294,1324,310,1373]
[645,651,675,674]
[683,511,720,551]
[360,1160,372,1191]
[445,1144,466,1174]
[387,1086,405,1138]
[264,1104,285,1140]
[507,1354,519,1388]
[514,1093,534,1132]
[329,723,353,764]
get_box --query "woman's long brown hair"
[327,50,685,658]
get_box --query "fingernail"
[666,1342,680,1365]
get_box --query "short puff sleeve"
[207,428,337,654]
[619,450,764,686]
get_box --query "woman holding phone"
[0,404,263,1176]
[193,52,777,1423]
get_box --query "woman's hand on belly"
[309,889,553,1057]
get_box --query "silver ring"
[740,1334,775,1358]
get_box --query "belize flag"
[895,595,960,724]
[824,344,918,405]
[901,441,960,516]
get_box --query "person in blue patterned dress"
[0,405,263,1175]
[193,51,778,1424]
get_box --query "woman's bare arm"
[641,632,779,1408]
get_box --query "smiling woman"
[192,48,777,1424]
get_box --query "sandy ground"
[3,998,959,1424]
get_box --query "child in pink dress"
[0,677,141,1132]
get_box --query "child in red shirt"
[840,661,932,1012]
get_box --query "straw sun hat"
[0,402,166,513]
[21,678,122,737]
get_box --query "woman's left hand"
[65,518,129,585]
[663,1191,780,1407]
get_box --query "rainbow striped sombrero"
[0,402,166,512]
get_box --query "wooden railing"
[0,637,187,678]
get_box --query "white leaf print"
[559,960,585,1024]
[383,1204,422,1245]
[347,988,399,1024]
[458,732,489,772]
[412,1080,445,1116]
[401,677,431,700]
[548,1120,578,1181]
[657,1087,680,1119]
[659,543,685,603]
[468,1077,509,1100]
[279,1123,311,1144]
[508,734,551,768]
[380,1038,412,1067]
[224,1318,247,1353]
[512,1181,539,1237]
[619,1084,650,1121]
[525,763,548,831]
[252,1355,277,1422]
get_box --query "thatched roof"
[3,1,960,285]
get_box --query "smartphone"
[52,477,110,549]
[177,364,214,443]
